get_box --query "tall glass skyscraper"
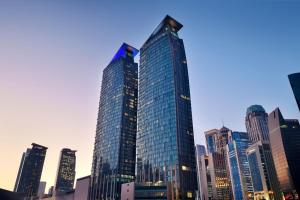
[136,15,197,199]
[195,145,212,200]
[268,108,300,199]
[246,142,277,200]
[245,105,270,144]
[14,143,47,198]
[89,43,138,200]
[245,105,282,200]
[288,72,300,111]
[205,127,232,200]
[55,148,76,193]
[227,131,253,200]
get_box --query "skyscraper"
[247,142,274,200]
[89,43,138,200]
[245,105,270,144]
[136,15,197,199]
[55,148,76,193]
[288,72,300,111]
[14,143,47,198]
[268,108,300,199]
[227,131,253,200]
[196,145,212,200]
[205,129,218,154]
[245,105,282,200]
[205,127,232,200]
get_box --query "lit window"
[181,165,189,171]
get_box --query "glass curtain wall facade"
[247,142,276,200]
[268,108,300,199]
[288,73,300,111]
[55,148,76,193]
[136,15,197,199]
[14,143,48,198]
[89,43,138,200]
[245,105,282,200]
[227,132,253,200]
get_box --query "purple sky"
[0,0,299,190]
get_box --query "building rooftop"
[152,15,183,36]
[110,43,138,64]
[246,105,266,115]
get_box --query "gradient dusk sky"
[0,0,300,191]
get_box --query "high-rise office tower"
[14,143,47,198]
[245,105,282,200]
[247,142,276,200]
[205,129,218,154]
[136,15,197,199]
[227,131,253,200]
[205,127,232,200]
[289,72,300,111]
[196,145,212,200]
[268,108,300,199]
[55,148,76,193]
[89,43,138,200]
[245,105,270,144]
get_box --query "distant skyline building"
[136,15,197,199]
[89,43,139,200]
[227,131,253,200]
[245,105,282,200]
[245,105,270,144]
[205,127,232,200]
[14,143,47,198]
[288,72,300,111]
[268,108,300,199]
[38,181,46,198]
[205,129,218,154]
[55,148,76,193]
[74,176,90,200]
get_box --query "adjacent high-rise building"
[245,105,270,144]
[55,148,76,193]
[288,72,300,111]
[89,43,138,200]
[247,142,275,200]
[227,131,253,200]
[136,15,198,199]
[14,143,48,198]
[268,108,300,199]
[205,129,218,154]
[245,105,282,200]
[205,127,232,200]
[196,145,212,200]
